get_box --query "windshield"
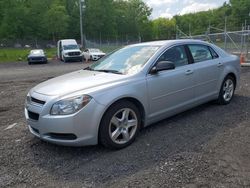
[89,45,159,75]
[30,50,44,55]
[63,44,79,50]
[89,49,102,53]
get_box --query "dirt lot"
[0,61,250,188]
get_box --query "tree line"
[0,0,249,43]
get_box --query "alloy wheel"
[223,79,234,102]
[109,108,138,145]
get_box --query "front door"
[146,45,196,121]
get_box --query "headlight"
[50,95,92,115]
[25,94,31,107]
[25,93,31,108]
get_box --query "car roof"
[30,49,44,52]
[129,39,211,47]
[61,39,77,45]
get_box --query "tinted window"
[158,45,188,67]
[63,45,79,50]
[188,45,213,63]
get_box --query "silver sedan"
[25,40,240,149]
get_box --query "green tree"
[113,0,152,41]
[230,0,250,28]
[152,18,176,40]
[84,0,116,40]
[43,4,70,41]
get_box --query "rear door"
[187,44,222,101]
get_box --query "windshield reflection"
[90,45,159,75]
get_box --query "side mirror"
[150,61,175,74]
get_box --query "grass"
[0,45,121,63]
[99,45,122,53]
[0,48,57,63]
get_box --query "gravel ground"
[0,61,250,188]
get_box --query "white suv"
[57,39,82,62]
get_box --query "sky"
[143,0,229,19]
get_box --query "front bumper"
[64,55,82,62]
[25,92,105,146]
[28,56,47,63]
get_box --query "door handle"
[185,70,193,75]
[217,62,223,67]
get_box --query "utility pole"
[176,25,178,39]
[189,23,191,38]
[224,16,227,50]
[207,20,211,42]
[79,0,84,49]
[208,20,211,34]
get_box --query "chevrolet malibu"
[25,40,240,149]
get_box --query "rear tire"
[99,101,141,149]
[217,75,235,105]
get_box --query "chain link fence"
[177,28,250,62]
[0,35,141,50]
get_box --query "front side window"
[157,45,188,68]
[188,44,213,63]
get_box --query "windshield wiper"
[83,66,93,71]
[95,69,123,74]
[83,67,123,74]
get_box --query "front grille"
[31,97,46,105]
[28,110,39,121]
[31,57,44,61]
[68,52,80,56]
[47,133,77,140]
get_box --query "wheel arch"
[97,97,146,143]
[226,72,237,86]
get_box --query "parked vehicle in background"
[25,40,240,149]
[57,39,82,62]
[82,48,106,61]
[28,49,47,64]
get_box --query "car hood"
[32,70,126,96]
[90,52,106,56]
[63,49,81,53]
[28,54,45,57]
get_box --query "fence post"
[246,26,250,59]
[241,24,244,53]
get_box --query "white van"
[57,39,82,62]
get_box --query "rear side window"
[188,44,213,63]
[209,47,219,59]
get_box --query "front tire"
[63,56,67,63]
[217,75,235,105]
[99,101,141,149]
